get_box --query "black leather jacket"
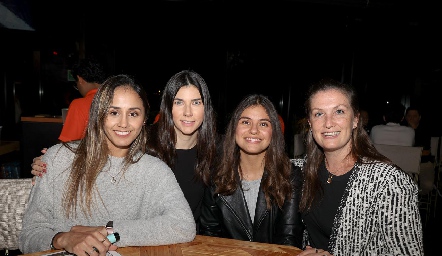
[199,164,303,248]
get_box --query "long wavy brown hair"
[62,74,150,218]
[212,94,292,209]
[300,78,390,212]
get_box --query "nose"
[118,114,128,128]
[184,104,193,117]
[249,122,259,135]
[325,115,334,129]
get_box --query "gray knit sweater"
[292,158,424,255]
[19,143,196,254]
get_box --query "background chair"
[430,136,442,217]
[373,144,422,182]
[0,178,33,256]
[293,133,305,158]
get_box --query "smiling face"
[308,88,358,153]
[235,105,272,156]
[172,85,204,138]
[104,86,146,157]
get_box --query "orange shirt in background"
[58,89,98,142]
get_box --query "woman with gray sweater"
[19,74,195,255]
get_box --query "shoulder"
[137,154,173,173]
[369,125,382,134]
[44,143,74,158]
[356,160,416,190]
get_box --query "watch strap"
[106,221,114,235]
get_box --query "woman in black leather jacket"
[199,94,303,248]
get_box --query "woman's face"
[104,86,145,157]
[172,85,205,137]
[308,89,358,153]
[235,105,272,156]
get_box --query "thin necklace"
[324,157,339,184]
[102,159,123,184]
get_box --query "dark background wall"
[1,0,441,147]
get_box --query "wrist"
[106,221,114,235]
[50,232,63,250]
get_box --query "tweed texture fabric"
[292,158,424,255]
[0,178,33,250]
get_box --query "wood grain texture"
[21,235,302,256]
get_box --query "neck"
[324,154,354,176]
[239,152,265,181]
[175,132,198,149]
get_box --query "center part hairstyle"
[63,74,150,217]
[213,94,292,209]
[301,78,390,212]
[146,70,217,185]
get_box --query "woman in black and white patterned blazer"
[295,78,423,256]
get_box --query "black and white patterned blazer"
[291,157,424,256]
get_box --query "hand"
[297,246,333,256]
[31,148,47,185]
[53,225,118,256]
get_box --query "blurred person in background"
[370,101,415,146]
[59,57,107,142]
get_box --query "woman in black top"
[146,70,218,228]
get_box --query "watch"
[106,221,114,235]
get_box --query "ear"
[77,75,85,84]
[353,114,359,129]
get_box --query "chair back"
[374,144,422,182]
[293,133,305,158]
[430,136,440,162]
[0,178,33,251]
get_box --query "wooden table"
[0,140,20,156]
[22,235,302,256]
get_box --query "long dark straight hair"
[146,70,217,185]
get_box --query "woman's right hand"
[53,225,118,256]
[31,148,48,185]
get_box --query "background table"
[22,235,302,256]
[0,141,20,156]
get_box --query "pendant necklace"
[324,157,338,184]
[327,173,333,184]
[102,160,123,184]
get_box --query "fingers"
[79,235,109,256]
[30,159,47,177]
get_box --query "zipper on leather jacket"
[255,209,268,228]
[219,194,253,241]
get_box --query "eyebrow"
[174,97,202,102]
[239,116,271,122]
[109,106,143,111]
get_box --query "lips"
[115,131,130,135]
[245,137,262,142]
[323,131,340,136]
